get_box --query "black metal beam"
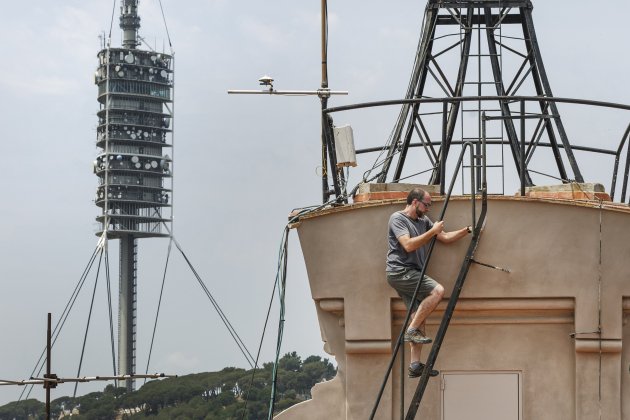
[484,8,533,186]
[429,0,531,8]
[429,7,474,185]
[436,14,523,25]
[521,7,582,182]
[322,111,344,201]
[378,8,439,183]
[325,95,630,115]
[356,140,619,157]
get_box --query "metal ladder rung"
[462,108,502,112]
[463,81,500,85]
[463,164,504,168]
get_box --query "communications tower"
[93,0,173,391]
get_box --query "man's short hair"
[407,188,427,204]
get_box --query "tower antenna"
[94,0,174,391]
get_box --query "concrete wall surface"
[275,196,630,420]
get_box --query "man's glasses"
[421,200,432,208]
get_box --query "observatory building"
[93,0,173,391]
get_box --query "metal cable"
[108,0,117,45]
[239,233,285,420]
[73,251,105,397]
[171,238,255,367]
[19,244,102,402]
[144,238,173,383]
[266,226,290,420]
[157,0,173,50]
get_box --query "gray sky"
[1,0,630,405]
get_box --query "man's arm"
[397,221,444,252]
[437,226,471,244]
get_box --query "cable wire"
[170,236,256,367]
[18,244,102,402]
[266,226,290,420]
[157,0,173,51]
[108,0,117,46]
[239,232,285,420]
[73,250,105,397]
[144,238,173,383]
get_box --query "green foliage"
[0,353,336,420]
[0,399,44,420]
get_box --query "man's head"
[407,188,432,218]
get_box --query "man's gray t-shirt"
[386,211,434,272]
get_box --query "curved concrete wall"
[276,196,630,419]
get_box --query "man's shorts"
[386,268,438,313]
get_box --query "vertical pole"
[321,0,328,91]
[400,343,405,419]
[46,313,51,420]
[320,0,329,203]
[622,138,630,203]
[440,101,448,195]
[119,236,137,392]
[470,145,476,229]
[520,100,526,196]
[482,112,488,189]
[476,6,482,193]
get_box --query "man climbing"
[386,187,471,378]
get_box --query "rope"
[144,238,173,383]
[73,251,105,397]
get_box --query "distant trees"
[0,399,44,420]
[0,352,336,420]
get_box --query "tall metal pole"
[320,0,329,203]
[119,0,140,393]
[119,236,137,392]
[520,100,526,196]
[43,313,58,419]
[45,313,51,420]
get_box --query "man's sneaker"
[403,328,432,344]
[408,362,439,378]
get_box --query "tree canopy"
[0,352,336,420]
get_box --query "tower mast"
[94,0,174,391]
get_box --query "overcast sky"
[1,0,630,405]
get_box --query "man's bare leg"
[409,284,444,331]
